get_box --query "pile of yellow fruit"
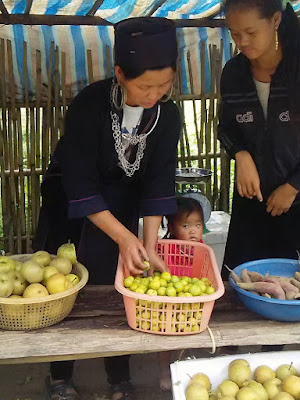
[0,243,80,299]
[123,271,215,297]
[135,299,203,333]
[185,358,300,400]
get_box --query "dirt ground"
[2,345,299,400]
[0,349,210,400]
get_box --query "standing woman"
[218,0,300,277]
[37,17,180,400]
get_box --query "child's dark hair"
[167,197,204,226]
[222,0,300,113]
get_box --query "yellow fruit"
[42,266,59,285]
[21,260,44,283]
[254,365,276,384]
[46,273,73,294]
[31,250,51,267]
[185,383,209,400]
[65,274,80,286]
[174,281,184,293]
[205,286,216,295]
[23,283,49,298]
[236,387,259,400]
[157,287,166,296]
[141,310,151,319]
[189,284,201,296]
[160,271,171,282]
[191,373,211,390]
[129,282,139,292]
[282,375,300,399]
[141,320,151,330]
[49,257,72,275]
[149,280,160,290]
[166,286,176,297]
[171,275,180,283]
[143,260,150,270]
[135,287,146,294]
[57,243,77,264]
[159,278,168,287]
[146,289,157,296]
[228,363,251,387]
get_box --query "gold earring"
[275,29,279,51]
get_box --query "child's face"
[171,211,203,242]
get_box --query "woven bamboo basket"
[0,254,89,330]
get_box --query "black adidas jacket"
[218,53,300,203]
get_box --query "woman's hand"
[266,183,299,216]
[117,231,149,276]
[235,151,263,201]
[142,215,168,274]
[146,249,169,275]
[88,210,149,276]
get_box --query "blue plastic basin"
[229,259,300,322]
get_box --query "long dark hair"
[223,0,300,113]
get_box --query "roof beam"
[145,0,168,17]
[0,13,113,25]
[24,0,33,14]
[0,13,226,28]
[1,13,299,29]
[86,0,105,16]
[0,0,8,15]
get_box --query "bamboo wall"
[0,38,233,254]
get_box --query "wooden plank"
[0,285,300,364]
[45,41,54,165]
[52,46,59,152]
[200,41,206,173]
[24,0,33,14]
[0,38,9,251]
[61,52,67,136]
[0,0,8,14]
[0,308,299,365]
[6,40,18,253]
[87,49,94,84]
[0,14,226,27]
[23,45,31,253]
[187,49,202,168]
[86,0,105,16]
[16,108,25,253]
[0,14,113,26]
[175,48,187,168]
[35,50,41,170]
[145,0,168,16]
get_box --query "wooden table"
[1,283,300,364]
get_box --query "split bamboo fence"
[0,38,234,254]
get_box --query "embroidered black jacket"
[62,77,181,218]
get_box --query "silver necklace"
[110,105,161,177]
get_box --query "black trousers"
[222,192,300,280]
[50,356,130,385]
[36,177,139,386]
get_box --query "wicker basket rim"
[0,254,89,304]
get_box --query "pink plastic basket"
[115,240,225,335]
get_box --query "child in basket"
[158,196,204,391]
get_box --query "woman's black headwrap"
[114,17,178,70]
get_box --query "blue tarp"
[0,0,299,99]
